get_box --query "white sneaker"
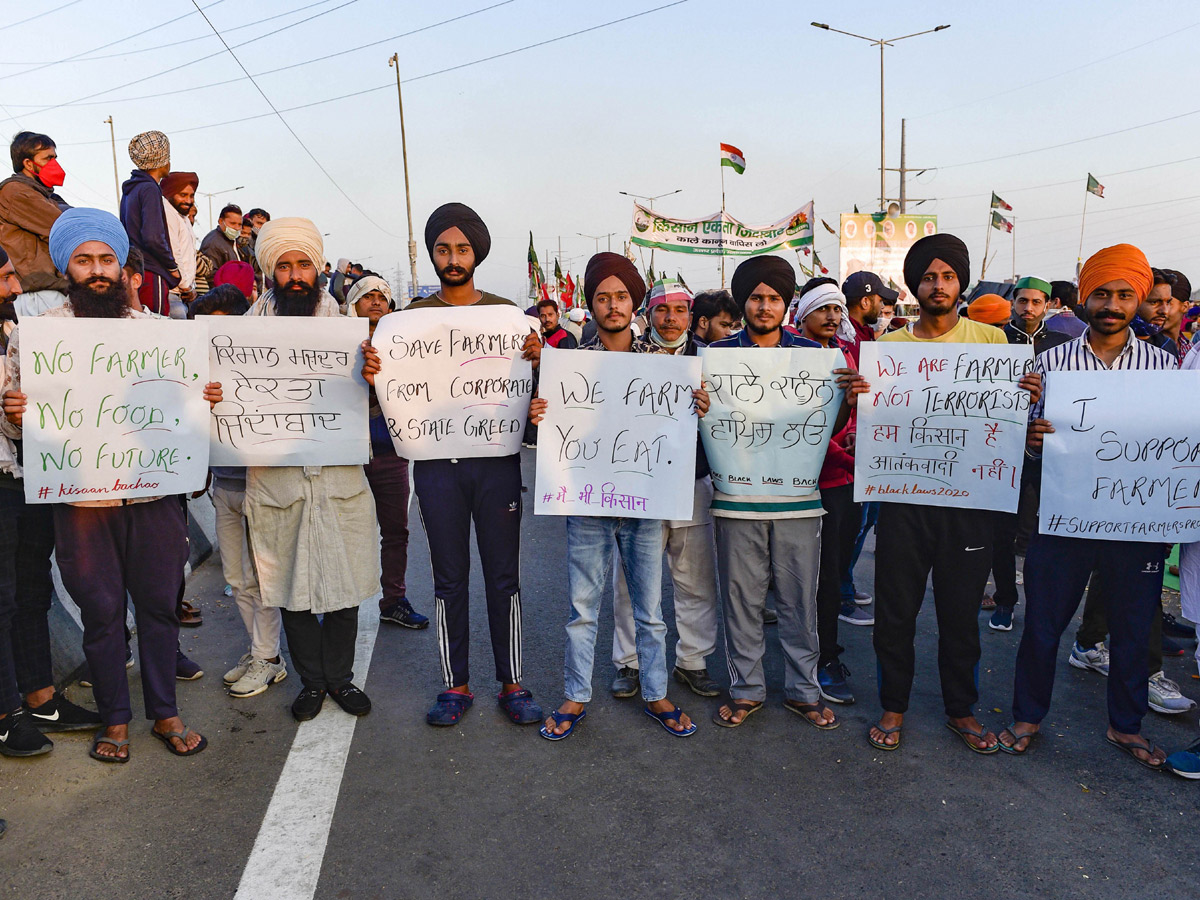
[1068,642,1110,676]
[223,651,253,685]
[229,658,287,698]
[1148,671,1197,715]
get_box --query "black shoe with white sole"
[672,666,721,697]
[24,693,103,732]
[0,709,53,757]
[328,683,372,716]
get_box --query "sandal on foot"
[426,690,474,727]
[945,720,999,754]
[998,724,1038,756]
[868,723,902,751]
[497,688,543,725]
[539,709,585,741]
[180,601,203,628]
[784,700,839,730]
[711,697,762,729]
[1106,734,1165,771]
[644,704,697,737]
[89,731,130,764]
[151,727,207,757]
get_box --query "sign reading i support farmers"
[372,305,534,460]
[854,342,1034,512]
[535,348,702,521]
[19,317,211,504]
[1040,370,1200,542]
[699,346,845,496]
[630,202,814,256]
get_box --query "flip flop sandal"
[89,730,130,764]
[868,723,902,751]
[151,727,207,757]
[644,704,697,737]
[711,697,762,729]
[998,724,1038,756]
[180,601,203,628]
[945,720,999,754]
[1105,734,1166,772]
[539,709,586,741]
[784,700,839,730]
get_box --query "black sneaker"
[610,666,640,698]
[672,666,721,697]
[0,709,53,757]
[379,599,429,630]
[24,693,103,733]
[291,687,327,722]
[328,683,372,717]
[1162,613,1197,642]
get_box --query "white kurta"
[162,198,196,292]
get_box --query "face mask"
[876,315,893,332]
[223,225,240,241]
[36,158,65,188]
[650,322,688,350]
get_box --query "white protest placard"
[699,346,844,496]
[1040,370,1200,542]
[205,316,369,466]
[854,341,1034,512]
[20,317,210,503]
[372,305,534,460]
[535,348,701,520]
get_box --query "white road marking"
[234,601,381,900]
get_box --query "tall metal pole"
[899,118,907,213]
[720,161,726,289]
[104,116,119,207]
[1011,215,1016,281]
[879,41,886,213]
[1076,191,1090,279]
[389,54,419,300]
[982,209,993,281]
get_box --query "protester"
[329,257,351,306]
[0,132,68,318]
[213,260,256,301]
[691,288,741,342]
[244,207,270,292]
[1131,268,1180,359]
[362,203,543,728]
[119,131,180,317]
[563,307,586,343]
[200,203,244,271]
[1007,244,1177,770]
[2,208,212,761]
[159,171,198,319]
[1162,269,1191,362]
[966,293,1011,325]
[537,298,577,349]
[1046,280,1087,337]
[536,257,707,740]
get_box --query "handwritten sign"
[698,346,844,496]
[20,317,210,503]
[372,305,534,460]
[1040,370,1200,542]
[535,348,701,520]
[854,342,1033,512]
[204,316,369,466]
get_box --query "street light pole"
[199,186,245,232]
[618,189,682,274]
[577,232,616,254]
[811,22,950,213]
[389,53,419,302]
[103,116,119,207]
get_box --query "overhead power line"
[0,0,86,33]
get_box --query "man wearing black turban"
[423,202,492,276]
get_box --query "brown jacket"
[0,174,66,293]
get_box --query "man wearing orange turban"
[966,293,1011,326]
[1010,243,1178,771]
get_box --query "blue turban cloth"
[49,207,130,272]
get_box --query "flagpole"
[1076,190,1090,279]
[720,159,727,289]
[1011,215,1016,281]
[982,207,993,281]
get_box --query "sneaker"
[1165,738,1200,779]
[292,687,326,722]
[23,693,102,732]
[379,599,429,630]
[817,660,855,705]
[852,590,873,607]
[1148,671,1197,715]
[0,709,53,757]
[176,648,204,681]
[1162,613,1197,642]
[1069,641,1110,676]
[611,666,640,698]
[223,651,253,685]
[838,601,874,626]
[989,606,1014,632]
[763,608,779,625]
[328,683,371,716]
[1162,635,1188,658]
[229,658,288,698]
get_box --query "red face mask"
[36,158,65,188]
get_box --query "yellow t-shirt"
[880,315,1008,345]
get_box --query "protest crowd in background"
[0,125,1198,811]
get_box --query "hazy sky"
[5,0,1195,299]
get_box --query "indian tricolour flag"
[720,143,745,174]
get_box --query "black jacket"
[119,170,178,284]
[1003,321,1073,355]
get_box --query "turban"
[254,217,325,275]
[48,207,129,272]
[1167,269,1191,305]
[1078,243,1153,304]
[583,252,645,310]
[730,255,795,308]
[128,130,170,170]
[0,245,7,268]
[1015,276,1052,298]
[423,202,490,264]
[346,274,393,314]
[966,293,1011,325]
[159,171,198,198]
[903,233,970,296]
[646,278,693,311]
[213,261,255,299]
[792,283,856,344]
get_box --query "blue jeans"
[564,516,667,704]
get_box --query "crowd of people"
[0,128,1196,797]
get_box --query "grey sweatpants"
[715,516,821,703]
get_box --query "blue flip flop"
[644,704,697,737]
[539,709,586,741]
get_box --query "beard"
[435,260,474,287]
[274,279,322,317]
[918,291,958,316]
[67,273,130,318]
[172,200,194,216]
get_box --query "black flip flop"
[89,730,130,764]
[784,700,839,730]
[945,720,999,754]
[998,724,1038,756]
[1106,734,1165,771]
[868,723,902,751]
[151,727,207,757]
[711,697,762,728]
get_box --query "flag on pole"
[645,263,656,287]
[990,191,1012,211]
[563,272,575,309]
[812,250,828,275]
[554,257,566,299]
[676,271,690,292]
[719,143,745,174]
[821,219,836,235]
[990,211,1014,233]
[527,233,544,300]
[1086,174,1105,198]
[796,256,813,278]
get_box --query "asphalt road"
[2,450,1197,900]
